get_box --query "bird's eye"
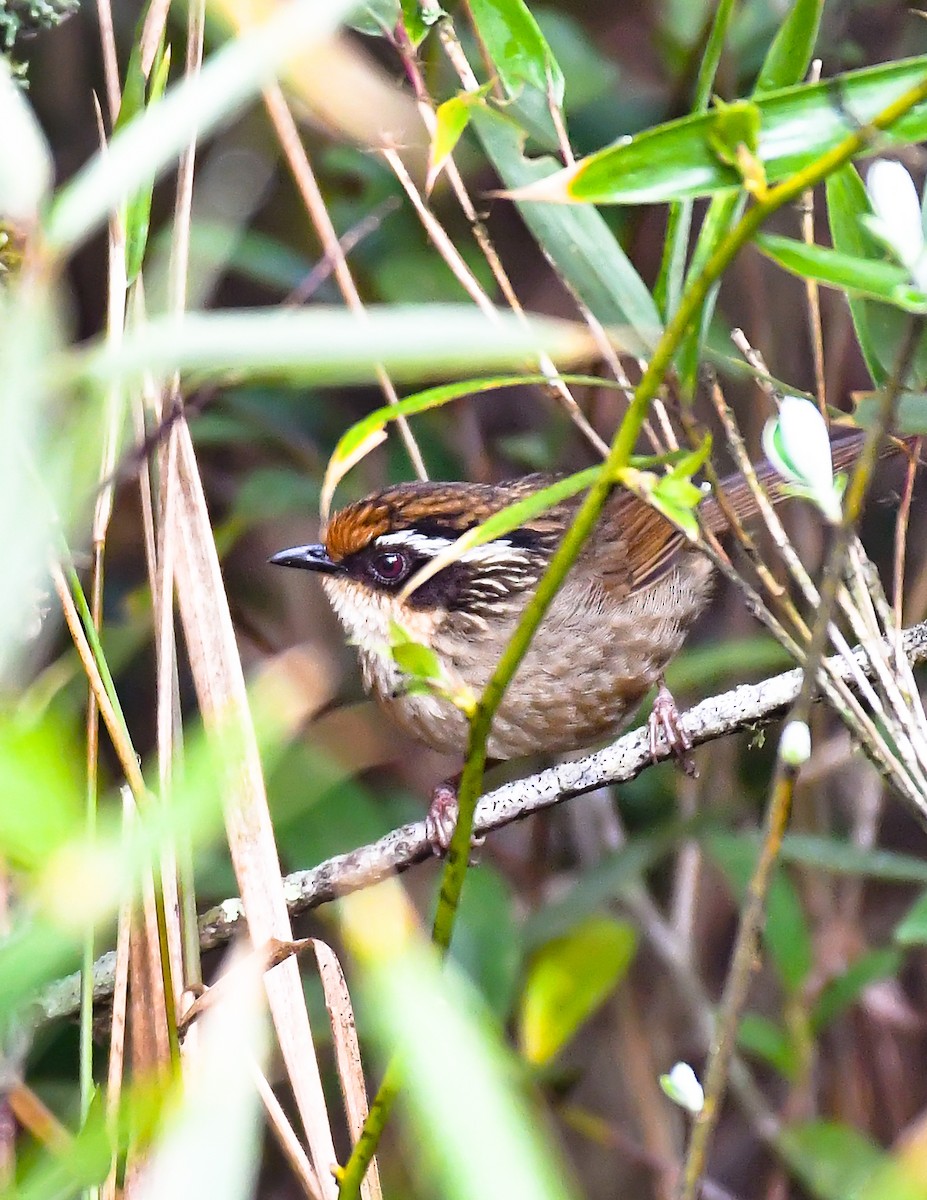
[368,550,410,585]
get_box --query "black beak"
[268,544,345,574]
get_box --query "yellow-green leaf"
[427,91,487,193]
[320,372,609,519]
[518,916,636,1066]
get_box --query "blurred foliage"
[3,0,927,1198]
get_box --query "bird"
[270,432,905,850]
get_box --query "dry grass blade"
[311,939,382,1200]
[263,84,428,483]
[102,791,135,1200]
[168,418,339,1195]
[253,1064,324,1200]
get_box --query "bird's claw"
[425,782,485,862]
[648,682,697,777]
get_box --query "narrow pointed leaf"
[321,372,616,518]
[469,0,564,106]
[507,55,927,205]
[473,105,663,350]
[756,231,927,311]
[827,163,927,387]
[427,92,486,193]
[753,0,824,94]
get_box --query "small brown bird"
[271,433,888,849]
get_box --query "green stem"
[337,68,927,1200]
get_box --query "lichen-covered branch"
[34,619,927,1029]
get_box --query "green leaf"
[468,0,564,107]
[518,916,636,1065]
[511,55,927,205]
[401,0,431,45]
[347,0,400,37]
[70,306,591,392]
[853,389,927,434]
[653,0,736,318]
[644,471,704,538]
[320,372,608,518]
[472,105,663,351]
[708,832,813,994]
[45,0,356,252]
[0,58,53,224]
[523,821,695,947]
[827,163,927,387]
[783,1121,887,1200]
[756,231,927,311]
[427,91,486,192]
[810,947,902,1030]
[778,833,927,885]
[676,189,746,395]
[0,715,82,871]
[359,932,578,1200]
[125,43,171,284]
[453,868,521,1018]
[390,637,443,684]
[895,888,927,944]
[753,0,823,94]
[738,1011,799,1079]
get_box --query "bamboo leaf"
[853,389,927,434]
[756,231,927,310]
[321,373,608,519]
[473,105,663,350]
[810,947,902,1030]
[506,55,927,205]
[469,0,564,106]
[827,163,927,387]
[753,0,824,95]
[427,90,488,193]
[70,307,593,392]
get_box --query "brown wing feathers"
[619,430,913,592]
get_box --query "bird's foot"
[425,779,485,861]
[648,682,697,776]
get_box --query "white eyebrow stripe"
[375,530,518,564]
[376,531,455,556]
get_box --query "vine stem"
[336,70,927,1200]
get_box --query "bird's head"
[270,478,561,648]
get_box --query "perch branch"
[34,619,927,1028]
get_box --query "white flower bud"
[779,719,811,767]
[762,395,842,523]
[866,160,927,293]
[659,1062,704,1114]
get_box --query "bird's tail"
[699,431,918,536]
